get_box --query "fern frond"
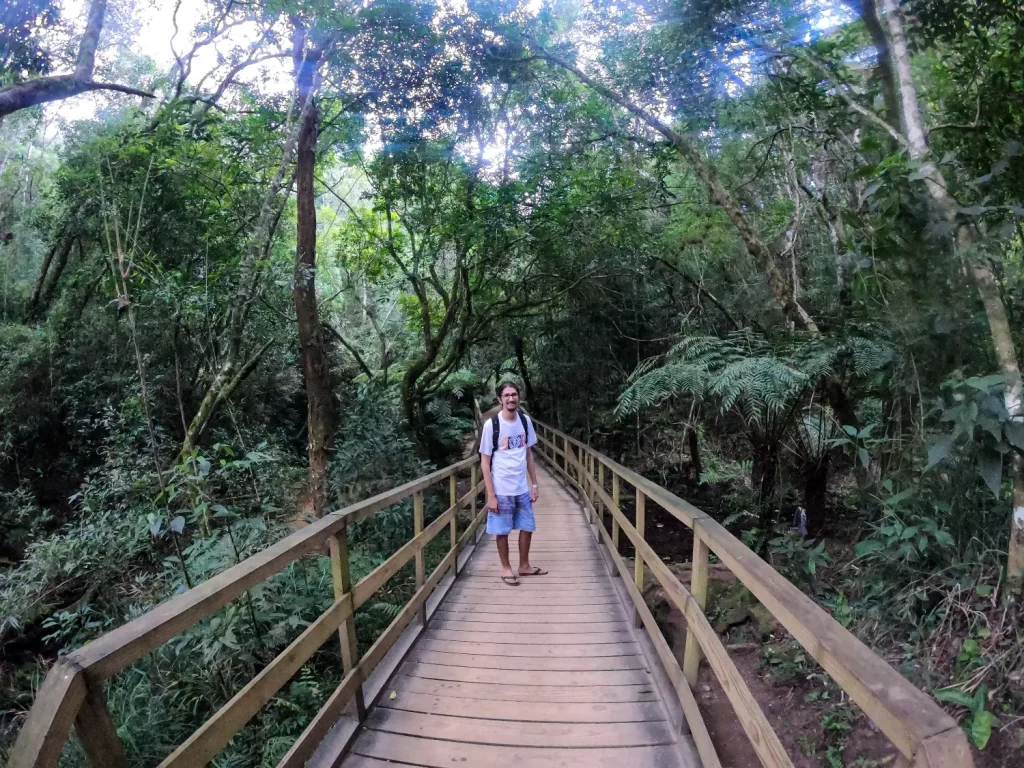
[616,362,710,417]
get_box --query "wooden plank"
[415,638,641,658]
[276,668,362,768]
[363,708,675,749]
[384,674,660,703]
[431,612,624,626]
[329,528,360,719]
[159,596,353,767]
[429,619,629,634]
[683,533,709,686]
[425,628,636,645]
[75,685,127,768]
[400,662,650,687]
[70,458,473,679]
[378,691,666,724]
[8,659,86,768]
[350,731,686,768]
[449,474,458,576]
[436,603,622,616]
[406,649,648,672]
[446,589,619,604]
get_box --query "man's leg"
[496,534,514,579]
[517,530,533,574]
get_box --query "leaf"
[917,535,928,553]
[926,439,952,470]
[934,530,955,547]
[842,424,858,437]
[971,710,995,750]
[198,458,212,476]
[858,448,870,467]
[389,691,397,700]
[808,558,816,576]
[211,504,233,518]
[1004,421,1024,450]
[854,540,883,557]
[935,688,976,708]
[900,526,919,540]
[965,374,1005,391]
[975,585,994,597]
[170,516,186,534]
[977,448,1003,495]
[149,516,164,536]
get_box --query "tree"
[0,0,155,120]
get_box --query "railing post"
[329,525,365,719]
[634,489,646,628]
[684,532,710,687]
[471,464,481,544]
[75,684,126,767]
[449,473,458,577]
[611,472,620,552]
[414,490,426,627]
[597,461,605,525]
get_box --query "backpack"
[491,411,531,453]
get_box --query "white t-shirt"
[479,412,537,496]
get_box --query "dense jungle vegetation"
[1,0,1023,764]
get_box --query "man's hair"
[495,380,520,400]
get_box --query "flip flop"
[518,567,548,576]
[501,575,520,587]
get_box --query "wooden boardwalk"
[340,469,693,768]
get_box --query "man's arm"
[526,446,539,502]
[481,452,498,511]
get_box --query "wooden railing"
[533,420,973,768]
[9,458,486,768]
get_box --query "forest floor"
[642,561,1022,767]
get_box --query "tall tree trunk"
[847,0,901,131]
[513,335,533,401]
[292,31,333,517]
[533,43,820,336]
[803,457,830,537]
[882,0,1024,588]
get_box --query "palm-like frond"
[616,362,710,416]
[792,405,843,460]
[710,357,808,430]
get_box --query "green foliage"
[935,684,999,750]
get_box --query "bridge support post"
[414,490,427,627]
[611,473,620,553]
[683,533,710,687]
[329,525,365,720]
[634,490,646,628]
[76,683,126,768]
[449,474,459,578]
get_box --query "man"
[479,381,548,586]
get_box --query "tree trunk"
[883,0,1024,588]
[514,335,533,401]
[292,34,332,517]
[687,425,703,481]
[803,457,830,537]
[848,0,901,131]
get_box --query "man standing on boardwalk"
[480,381,548,586]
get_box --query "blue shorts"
[486,493,536,535]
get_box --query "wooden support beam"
[634,489,646,628]
[449,474,458,577]
[8,659,86,768]
[414,490,426,627]
[683,533,710,687]
[329,526,364,719]
[75,685,126,768]
[611,473,620,552]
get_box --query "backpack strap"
[519,412,530,443]
[491,413,500,453]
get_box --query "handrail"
[533,420,974,768]
[10,458,484,768]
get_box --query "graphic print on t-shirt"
[500,433,526,450]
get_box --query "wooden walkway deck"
[340,469,694,768]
